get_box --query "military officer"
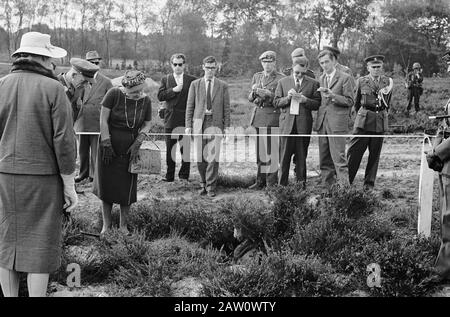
[347,55,393,188]
[57,58,99,123]
[425,51,450,279]
[248,51,285,189]
[322,46,353,76]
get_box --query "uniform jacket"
[57,73,84,123]
[336,63,353,76]
[273,75,321,135]
[314,70,355,133]
[435,133,450,176]
[248,70,285,127]
[353,75,392,133]
[74,72,112,133]
[0,61,76,175]
[406,71,423,89]
[185,77,231,135]
[157,73,197,129]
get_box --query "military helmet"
[413,62,421,69]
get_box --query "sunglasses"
[371,66,381,69]
[173,63,184,67]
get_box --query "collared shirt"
[174,72,184,86]
[369,74,380,84]
[292,74,303,88]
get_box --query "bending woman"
[94,70,152,235]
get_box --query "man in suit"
[73,51,112,183]
[315,49,355,187]
[347,55,393,189]
[322,46,353,76]
[274,56,321,186]
[157,53,196,182]
[185,56,230,197]
[248,51,284,189]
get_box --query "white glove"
[60,172,78,213]
[185,128,192,135]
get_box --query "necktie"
[295,78,301,92]
[325,76,330,89]
[206,79,212,110]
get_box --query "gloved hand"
[158,107,166,119]
[426,151,444,172]
[100,138,116,165]
[127,133,146,164]
[60,172,78,213]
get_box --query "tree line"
[0,0,449,77]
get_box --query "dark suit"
[186,77,230,192]
[157,73,196,180]
[248,70,284,186]
[274,75,321,185]
[315,70,355,186]
[75,72,112,180]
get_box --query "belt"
[363,105,386,112]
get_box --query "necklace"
[124,94,144,129]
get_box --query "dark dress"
[93,88,152,205]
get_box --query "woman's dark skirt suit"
[93,88,152,205]
[0,66,77,273]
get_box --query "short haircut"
[292,56,309,67]
[203,56,217,65]
[318,50,336,60]
[170,53,186,64]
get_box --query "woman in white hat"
[0,32,77,297]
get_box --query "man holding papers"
[274,56,321,186]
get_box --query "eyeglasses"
[173,63,184,67]
[204,66,216,70]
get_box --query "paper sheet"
[290,98,299,115]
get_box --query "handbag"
[128,139,161,175]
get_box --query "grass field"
[2,62,450,297]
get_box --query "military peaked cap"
[364,55,385,64]
[259,51,276,62]
[70,57,99,83]
[291,48,305,59]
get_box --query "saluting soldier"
[347,55,393,188]
[248,51,285,189]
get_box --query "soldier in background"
[248,51,285,189]
[406,62,424,113]
[347,55,393,189]
[291,48,316,79]
[425,51,450,279]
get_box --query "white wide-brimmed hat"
[12,32,67,59]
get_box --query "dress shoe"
[248,182,264,190]
[207,190,216,197]
[198,188,207,195]
[162,177,174,182]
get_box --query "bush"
[203,248,342,297]
[97,232,225,296]
[127,199,236,252]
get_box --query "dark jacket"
[0,60,76,175]
[74,72,113,133]
[157,73,197,129]
[274,75,321,135]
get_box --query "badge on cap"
[259,51,276,62]
[364,55,385,64]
